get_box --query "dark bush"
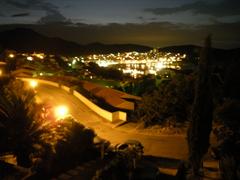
[135,73,194,126]
[213,99,240,180]
[0,78,51,167]
[34,117,99,176]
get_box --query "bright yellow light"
[72,59,76,65]
[33,53,45,59]
[38,55,44,59]
[27,56,33,61]
[0,69,2,76]
[54,105,69,120]
[97,60,109,67]
[30,80,38,88]
[156,62,164,70]
[9,54,15,58]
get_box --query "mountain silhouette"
[159,44,240,65]
[0,28,239,63]
[0,28,152,55]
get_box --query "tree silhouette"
[0,79,50,167]
[187,36,213,177]
[135,73,194,126]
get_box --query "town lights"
[29,80,38,88]
[156,62,164,70]
[37,55,44,59]
[54,105,69,120]
[9,54,15,58]
[27,56,33,61]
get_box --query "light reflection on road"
[36,82,188,160]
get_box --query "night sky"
[0,0,240,48]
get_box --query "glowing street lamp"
[54,105,69,120]
[29,80,38,88]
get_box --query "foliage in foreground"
[135,73,194,126]
[0,78,50,167]
[93,144,143,180]
[0,78,99,177]
[33,117,98,177]
[212,99,240,180]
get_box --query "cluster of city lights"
[8,52,45,61]
[86,50,186,78]
[6,49,186,79]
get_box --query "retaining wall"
[18,77,126,122]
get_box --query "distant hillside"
[0,28,239,64]
[0,28,84,55]
[159,44,229,57]
[159,44,240,65]
[0,28,152,55]
[85,42,152,54]
[159,44,201,54]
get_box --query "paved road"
[36,83,188,160]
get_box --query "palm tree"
[0,79,50,167]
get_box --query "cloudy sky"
[0,0,240,48]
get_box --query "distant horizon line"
[0,25,239,50]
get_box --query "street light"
[29,80,38,88]
[54,105,69,120]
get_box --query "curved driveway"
[36,83,188,160]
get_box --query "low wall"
[73,90,113,121]
[18,77,127,122]
[61,85,70,92]
[113,111,127,122]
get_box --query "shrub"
[135,73,194,126]
[34,117,99,176]
[213,99,240,180]
[0,78,51,167]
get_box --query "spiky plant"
[0,79,50,167]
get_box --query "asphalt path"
[36,83,188,160]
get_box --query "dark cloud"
[137,16,157,23]
[145,0,240,17]
[38,10,71,25]
[3,0,57,12]
[3,0,71,24]
[149,18,157,21]
[137,16,145,23]
[11,13,30,17]
[64,4,71,9]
